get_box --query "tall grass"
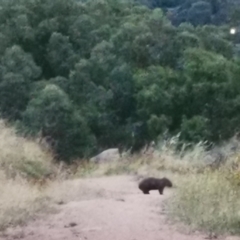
[0,171,52,230]
[76,137,210,178]
[168,170,240,235]
[76,134,240,236]
[0,120,63,230]
[0,120,57,180]
[164,136,240,235]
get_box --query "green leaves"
[0,0,239,161]
[22,84,73,133]
[134,66,178,119]
[183,48,229,82]
[180,115,209,143]
[0,73,30,119]
[1,45,41,80]
[22,84,96,160]
[147,114,170,139]
[47,32,78,77]
[0,45,41,119]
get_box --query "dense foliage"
[138,0,240,26]
[0,0,240,161]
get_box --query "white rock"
[90,148,120,163]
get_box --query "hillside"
[0,0,240,161]
[1,115,240,238]
[137,0,240,26]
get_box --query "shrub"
[21,84,96,162]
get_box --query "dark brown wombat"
[138,177,173,195]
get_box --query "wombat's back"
[138,177,159,190]
[139,177,173,190]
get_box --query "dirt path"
[1,175,239,240]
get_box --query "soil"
[1,175,239,240]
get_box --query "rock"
[56,200,65,205]
[90,148,121,163]
[64,222,77,228]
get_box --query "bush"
[21,84,96,161]
[180,115,209,143]
[168,171,240,235]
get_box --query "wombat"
[138,177,172,195]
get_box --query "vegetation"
[0,120,57,230]
[1,0,240,235]
[168,171,240,235]
[2,118,240,235]
[138,0,240,26]
[0,120,100,231]
[0,0,238,161]
[77,135,240,236]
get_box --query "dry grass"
[75,140,209,178]
[0,171,53,230]
[164,138,240,236]
[0,120,58,180]
[75,135,240,236]
[0,120,68,231]
[2,115,240,236]
[167,170,240,235]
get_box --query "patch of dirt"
[1,175,239,240]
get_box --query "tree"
[0,45,41,119]
[187,1,212,26]
[47,32,78,77]
[1,45,41,81]
[0,0,239,160]
[181,48,240,141]
[180,115,209,142]
[0,73,30,119]
[22,84,96,161]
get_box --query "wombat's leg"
[143,190,150,194]
[158,187,164,195]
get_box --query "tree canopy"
[0,0,239,161]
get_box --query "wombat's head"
[162,177,173,187]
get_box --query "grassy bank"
[75,136,240,236]
[167,170,240,235]
[2,116,240,236]
[0,120,67,230]
[0,172,50,230]
[165,141,240,236]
